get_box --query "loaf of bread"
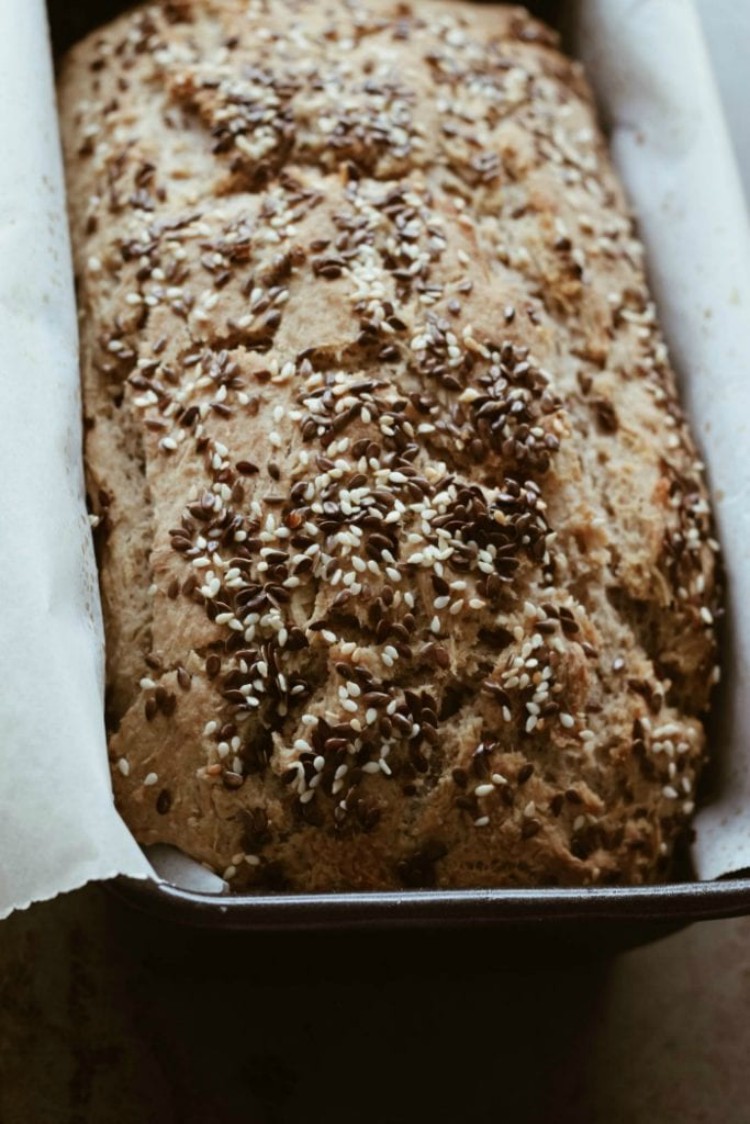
[59,0,720,890]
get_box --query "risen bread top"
[59,0,720,889]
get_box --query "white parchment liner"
[0,0,748,917]
[0,0,152,918]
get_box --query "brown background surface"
[1,888,748,1124]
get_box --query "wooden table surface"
[1,885,748,1123]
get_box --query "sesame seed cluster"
[60,0,720,889]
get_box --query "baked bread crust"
[59,0,720,889]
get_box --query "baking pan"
[111,872,750,936]
[49,0,750,938]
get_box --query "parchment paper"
[693,0,750,207]
[0,0,152,919]
[0,0,748,918]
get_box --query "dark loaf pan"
[49,0,750,943]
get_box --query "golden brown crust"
[59,0,720,889]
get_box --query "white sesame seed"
[475,784,495,797]
[559,713,575,729]
[474,816,490,827]
[654,723,681,739]
[117,758,130,777]
[143,772,158,787]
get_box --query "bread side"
[59,0,720,889]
